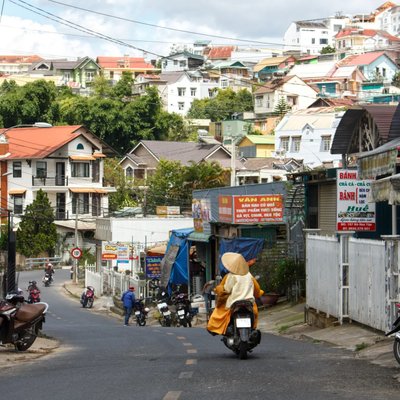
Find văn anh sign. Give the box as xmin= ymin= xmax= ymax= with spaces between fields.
xmin=233 ymin=194 xmax=283 ymax=224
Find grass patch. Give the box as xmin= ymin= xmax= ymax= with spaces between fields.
xmin=278 ymin=325 xmax=289 ymax=334
xmin=355 ymin=342 xmax=369 ymax=352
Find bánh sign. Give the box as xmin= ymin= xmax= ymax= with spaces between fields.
xmin=336 ymin=169 xmax=376 ymax=232
xmin=233 ymin=194 xmax=283 ymax=224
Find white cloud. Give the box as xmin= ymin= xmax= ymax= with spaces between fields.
xmin=0 ymin=0 xmax=389 ymax=59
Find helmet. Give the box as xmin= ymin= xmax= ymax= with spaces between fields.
xmin=47 ymin=263 xmax=53 ymax=267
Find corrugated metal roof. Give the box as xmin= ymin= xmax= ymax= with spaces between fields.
xmin=287 ymin=62 xmax=337 ymax=79
xmin=388 ymin=103 xmax=400 ymax=142
xmin=331 ymin=105 xmax=398 ymax=154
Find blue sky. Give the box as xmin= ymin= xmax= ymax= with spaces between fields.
xmin=0 ymin=0 xmax=389 ymax=59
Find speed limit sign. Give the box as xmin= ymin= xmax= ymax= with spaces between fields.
xmin=71 ymin=247 xmax=82 ymax=259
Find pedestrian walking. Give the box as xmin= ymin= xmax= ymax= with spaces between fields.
xmin=121 ymin=286 xmax=136 ymax=326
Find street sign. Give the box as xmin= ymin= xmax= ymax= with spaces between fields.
xmin=71 ymin=247 xmax=82 ymax=259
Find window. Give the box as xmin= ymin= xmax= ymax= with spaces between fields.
xmin=321 ymin=136 xmax=331 ymax=152
xmin=260 ymin=122 xmax=266 ymax=131
xmin=174 ymin=60 xmax=178 ymax=65
xmin=311 ymin=38 xmax=316 ymax=44
xmin=13 ymin=195 xmax=23 ymax=215
xmin=280 ymin=137 xmax=289 ymax=152
xmin=13 ymin=161 xmax=22 ymax=178
xmin=178 ymin=102 xmax=185 ymax=110
xmin=86 ymin=71 xmax=95 ymax=82
xmin=382 ymin=68 xmax=386 ymax=77
xmin=178 ymin=87 xmax=186 ymax=96
xmin=179 ymin=61 xmax=186 ymax=68
xmin=221 ymin=79 xmax=228 ymax=88
xmin=63 ymin=72 xmax=70 ymax=81
xmin=126 ymin=166 xmax=133 ymax=178
xmin=72 ymin=193 xmax=89 ymax=214
xmin=71 ymin=162 xmax=90 ymax=177
xmin=320 ymin=38 xmax=328 ymax=44
xmin=36 ymin=161 xmax=47 ymax=178
xmin=190 ymin=88 xmax=197 ymax=96
xmin=291 ymin=137 xmax=301 ymax=153
xmin=256 ymin=96 xmax=263 ymax=107
xmin=76 ymin=143 xmax=84 ymax=150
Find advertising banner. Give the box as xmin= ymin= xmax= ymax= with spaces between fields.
xmin=145 ymin=255 xmax=163 ymax=279
xmin=336 ymin=169 xmax=376 ymax=231
xmin=233 ymin=194 xmax=284 ymax=224
xmin=218 ymin=195 xmax=233 ymax=223
xmin=192 ymin=198 xmax=211 ymax=233
xmin=101 ymin=242 xmax=139 ymax=261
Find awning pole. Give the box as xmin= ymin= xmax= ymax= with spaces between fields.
xmin=393 ymin=205 xmax=397 ymax=235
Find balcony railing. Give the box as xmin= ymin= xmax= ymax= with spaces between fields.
xmin=32 ymin=176 xmax=68 ymax=186
xmin=55 ymin=211 xmax=69 ymax=220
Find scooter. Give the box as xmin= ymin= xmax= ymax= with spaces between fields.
xmin=0 ymin=292 xmax=48 ymax=351
xmin=134 ymin=298 xmax=150 ymax=326
xmin=27 ymin=281 xmax=41 ymax=304
xmin=172 ymin=291 xmax=193 ymax=328
xmin=385 ymin=302 xmax=400 ymax=364
xmin=42 ymin=272 xmax=53 ymax=287
xmin=222 ymin=300 xmax=261 ymax=360
xmin=80 ymin=286 xmax=95 ymax=308
xmin=156 ymin=288 xmax=173 ymax=327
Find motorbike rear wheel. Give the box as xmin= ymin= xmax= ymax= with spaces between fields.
xmin=138 ymin=317 xmax=146 ymax=327
xmin=238 ymin=341 xmax=248 ymax=360
xmin=87 ymin=298 xmax=94 ymax=308
xmin=15 ymin=324 xmax=39 ymax=351
xmin=393 ymin=339 xmax=400 ymax=365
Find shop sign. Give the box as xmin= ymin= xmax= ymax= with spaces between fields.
xmin=145 ymin=256 xmax=163 ymax=279
xmin=233 ymin=194 xmax=283 ymax=224
xmin=336 ymin=169 xmax=376 ymax=231
xmin=218 ymin=195 xmax=233 ymax=223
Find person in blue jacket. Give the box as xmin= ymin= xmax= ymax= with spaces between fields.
xmin=121 ymin=286 xmax=136 ymax=326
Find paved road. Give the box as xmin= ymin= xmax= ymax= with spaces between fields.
xmin=3 ymin=269 xmax=400 ymax=400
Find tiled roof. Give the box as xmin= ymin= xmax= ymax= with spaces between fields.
xmin=0 ymin=55 xmax=42 ymax=64
xmin=96 ymin=56 xmax=155 ymax=70
xmin=335 ymin=29 xmax=400 ymax=41
xmin=339 ymin=51 xmax=386 ymax=66
xmin=254 ymin=76 xmax=294 ymax=94
xmin=1 ymin=125 xmax=85 ymax=159
xmin=207 ymin=46 xmax=235 ymax=60
xmin=133 ymin=140 xmax=227 ymax=166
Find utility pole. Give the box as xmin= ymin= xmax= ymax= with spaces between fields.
xmin=74 ymin=211 xmax=79 ymax=283
xmin=6 ymin=210 xmax=16 ymax=293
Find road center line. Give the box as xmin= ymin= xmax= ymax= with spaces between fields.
xmin=182 ymin=342 xmax=192 ymax=346
xmin=179 ymin=371 xmax=193 ymax=379
xmin=163 ymin=391 xmax=181 ymax=400
xmin=186 ymin=359 xmax=197 ymax=365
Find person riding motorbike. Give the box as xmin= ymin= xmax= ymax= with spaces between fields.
xmin=44 ymin=263 xmax=55 ymax=283
xmin=206 ymin=252 xmax=263 ymax=336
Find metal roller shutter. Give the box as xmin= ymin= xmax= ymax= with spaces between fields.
xmin=318 ymin=182 xmax=337 ymax=234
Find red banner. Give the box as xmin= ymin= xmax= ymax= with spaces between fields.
xmin=233 ymin=194 xmax=283 ymax=224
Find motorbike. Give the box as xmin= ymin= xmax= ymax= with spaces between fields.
xmin=385 ymin=302 xmax=400 ymax=364
xmin=27 ymin=281 xmax=41 ymax=304
xmin=80 ymin=286 xmax=95 ymax=308
xmin=134 ymin=298 xmax=150 ymax=326
xmin=156 ymin=288 xmax=173 ymax=327
xmin=172 ymin=290 xmax=194 ymax=328
xmin=0 ymin=292 xmax=48 ymax=351
xmin=42 ymin=272 xmax=53 ymax=287
xmin=222 ymin=300 xmax=261 ymax=360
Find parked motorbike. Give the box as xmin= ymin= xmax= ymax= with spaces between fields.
xmin=42 ymin=272 xmax=53 ymax=287
xmin=27 ymin=281 xmax=41 ymax=304
xmin=222 ymin=300 xmax=261 ymax=360
xmin=80 ymin=286 xmax=95 ymax=308
xmin=385 ymin=302 xmax=400 ymax=364
xmin=0 ymin=292 xmax=48 ymax=351
xmin=172 ymin=290 xmax=193 ymax=328
xmin=134 ymin=298 xmax=150 ymax=326
xmin=156 ymin=288 xmax=173 ymax=327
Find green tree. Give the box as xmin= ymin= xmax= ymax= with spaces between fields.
xmin=112 ymin=71 xmax=134 ymax=99
xmin=91 ymin=74 xmax=113 ymax=97
xmin=274 ymin=97 xmax=292 ymax=118
xmin=320 ymin=45 xmax=336 ymax=54
xmin=392 ymin=72 xmax=400 ymax=88
xmin=16 ymin=189 xmax=57 ymax=257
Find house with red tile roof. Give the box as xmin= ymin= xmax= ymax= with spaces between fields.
xmin=334 ymin=28 xmax=400 ymax=55
xmin=205 ymin=46 xmax=235 ymax=62
xmin=0 ymin=125 xmax=116 ymax=227
xmin=96 ymin=56 xmax=157 ymax=81
xmin=0 ymin=55 xmax=42 ymax=76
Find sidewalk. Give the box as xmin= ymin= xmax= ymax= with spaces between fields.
xmin=63 ymin=281 xmax=400 ymax=374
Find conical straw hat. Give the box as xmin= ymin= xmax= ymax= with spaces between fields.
xmin=221 ymin=252 xmax=249 ymax=276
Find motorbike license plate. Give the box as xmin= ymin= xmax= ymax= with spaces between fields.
xmin=163 ymin=310 xmax=171 ymax=316
xmin=178 ymin=310 xmax=185 ymax=316
xmin=157 ymin=302 xmax=167 ymax=310
xmin=134 ymin=311 xmax=141 ymax=316
xmin=236 ymin=318 xmax=251 ymax=328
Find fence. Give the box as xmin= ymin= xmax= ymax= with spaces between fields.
xmin=306 ymin=232 xmax=399 ymax=332
xmin=25 ymin=257 xmax=62 ymax=269
xmin=85 ymin=266 xmax=147 ymax=299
